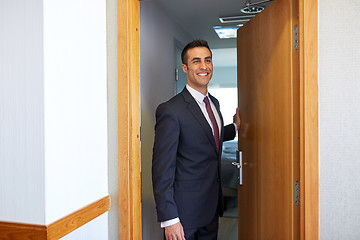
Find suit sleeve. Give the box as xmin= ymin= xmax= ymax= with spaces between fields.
xmin=223 ymin=123 xmax=236 ymax=142
xmin=152 ymin=103 xmax=180 ymax=222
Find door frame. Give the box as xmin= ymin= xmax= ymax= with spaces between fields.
xmin=299 ymin=0 xmax=319 ymax=239
xmin=117 ymin=0 xmax=141 ymax=239
xmin=116 ymin=0 xmax=319 ymax=239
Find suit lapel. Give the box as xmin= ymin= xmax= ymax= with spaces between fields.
xmin=181 ymin=88 xmax=218 ymax=153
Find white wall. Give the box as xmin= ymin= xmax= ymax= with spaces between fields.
xmin=319 ymin=1 xmax=360 ymax=239
xmin=0 ymin=0 xmax=45 ymax=225
xmin=140 ymin=1 xmax=193 ymax=239
xmin=61 ymin=213 xmax=108 ymax=240
xmin=106 ymin=0 xmax=119 ymax=239
xmin=0 ymin=1 xmax=109 ymax=238
xmin=43 ymin=0 xmax=108 ymax=226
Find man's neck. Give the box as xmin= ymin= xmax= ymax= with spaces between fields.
xmin=187 ymin=83 xmax=208 ymax=96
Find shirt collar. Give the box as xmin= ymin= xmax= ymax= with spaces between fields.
xmin=186 ymin=84 xmax=209 ymax=104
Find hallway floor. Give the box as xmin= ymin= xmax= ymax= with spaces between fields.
xmin=218 ymin=217 xmax=238 ymax=240
xmin=218 ymin=195 xmax=238 ymax=240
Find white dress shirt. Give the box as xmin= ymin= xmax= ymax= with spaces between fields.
xmin=186 ymin=85 xmax=222 ymax=137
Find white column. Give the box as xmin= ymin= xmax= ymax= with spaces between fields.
xmin=0 ymin=0 xmax=45 ymax=225
xmin=0 ymin=2 xmax=109 ymax=239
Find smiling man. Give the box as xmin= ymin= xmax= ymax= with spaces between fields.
xmin=152 ymin=40 xmax=241 ymax=240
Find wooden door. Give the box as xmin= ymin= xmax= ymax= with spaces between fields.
xmin=237 ymin=0 xmax=300 ymax=239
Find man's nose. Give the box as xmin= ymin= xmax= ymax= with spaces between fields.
xmin=200 ymin=61 xmax=207 ymax=69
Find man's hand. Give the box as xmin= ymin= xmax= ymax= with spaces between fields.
xmin=165 ymin=222 xmax=185 ymax=240
xmin=233 ymin=107 xmax=241 ymax=130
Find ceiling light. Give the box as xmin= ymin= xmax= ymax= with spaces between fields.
xmin=241 ymin=6 xmax=264 ymax=14
xmin=219 ymin=15 xmax=255 ymax=24
xmin=213 ymin=26 xmax=241 ymax=39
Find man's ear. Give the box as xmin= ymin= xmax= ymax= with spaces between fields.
xmin=181 ymin=64 xmax=188 ymax=74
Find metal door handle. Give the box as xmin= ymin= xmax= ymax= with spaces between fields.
xmin=231 ymin=162 xmax=241 ymax=167
xmin=231 ymin=150 xmax=243 ymax=185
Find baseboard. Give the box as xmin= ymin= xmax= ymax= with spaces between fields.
xmin=0 ymin=195 xmax=110 ymax=240
xmin=0 ymin=221 xmax=47 ymax=240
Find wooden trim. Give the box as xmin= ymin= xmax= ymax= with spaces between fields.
xmin=0 ymin=222 xmax=47 ymax=240
xmin=115 ymin=1 xmax=317 ymax=240
xmin=47 ymin=195 xmax=110 ymax=239
xmin=117 ymin=0 xmax=141 ymax=239
xmin=0 ymin=196 xmax=110 ymax=240
xmin=299 ymin=0 xmax=319 ymax=239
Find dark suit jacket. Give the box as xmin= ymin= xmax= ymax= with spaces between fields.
xmin=152 ymin=87 xmax=236 ymax=231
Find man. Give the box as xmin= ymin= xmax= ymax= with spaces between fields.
xmin=152 ymin=39 xmax=241 ymax=240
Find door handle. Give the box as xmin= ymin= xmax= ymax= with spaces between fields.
xmin=231 ymin=150 xmax=243 ymax=185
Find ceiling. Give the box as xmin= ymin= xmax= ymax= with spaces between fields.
xmin=152 ymin=0 xmax=273 ymax=49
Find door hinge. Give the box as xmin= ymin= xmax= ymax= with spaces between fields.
xmin=175 ymin=68 xmax=179 ymax=81
xmin=294 ymin=180 xmax=300 ymax=206
xmin=293 ymin=25 xmax=298 ymax=51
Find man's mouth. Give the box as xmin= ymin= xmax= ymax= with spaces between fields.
xmin=197 ymin=72 xmax=209 ymax=77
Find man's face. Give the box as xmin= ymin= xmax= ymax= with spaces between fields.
xmin=182 ymin=47 xmax=213 ymax=93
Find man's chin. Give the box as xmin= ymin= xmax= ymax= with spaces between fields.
xmin=196 ymin=78 xmax=211 ymax=84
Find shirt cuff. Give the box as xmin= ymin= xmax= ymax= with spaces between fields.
xmin=161 ymin=218 xmax=180 ymax=228
xmin=233 ymin=123 xmax=238 ymax=132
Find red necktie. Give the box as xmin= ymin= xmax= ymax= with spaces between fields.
xmin=203 ymin=96 xmax=220 ymax=153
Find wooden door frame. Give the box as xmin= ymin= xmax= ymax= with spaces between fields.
xmin=117 ymin=0 xmax=141 ymax=239
xmin=116 ymin=0 xmax=318 ymax=239
xmin=299 ymin=0 xmax=319 ymax=239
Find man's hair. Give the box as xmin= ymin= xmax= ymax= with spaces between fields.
xmin=181 ymin=39 xmax=212 ymax=65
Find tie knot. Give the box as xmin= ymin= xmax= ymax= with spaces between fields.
xmin=203 ymin=96 xmax=210 ymax=106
